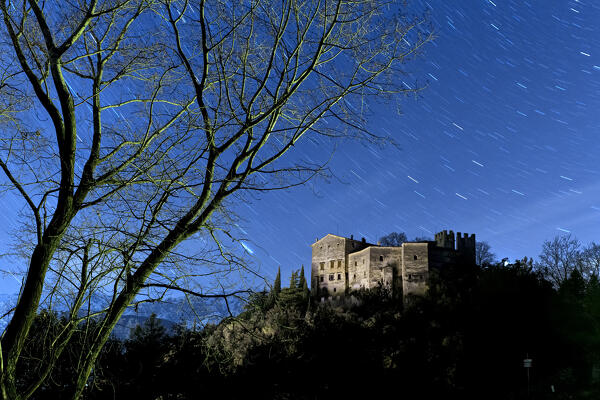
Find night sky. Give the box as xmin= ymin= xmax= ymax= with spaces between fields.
xmin=230 ymin=0 xmax=600 ymax=284
xmin=1 ymin=0 xmax=599 ymax=292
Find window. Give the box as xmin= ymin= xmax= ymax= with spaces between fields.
xmin=355 ymin=261 xmax=357 ymax=266
xmin=413 ymin=255 xmax=418 ymax=260
xmin=320 ymin=262 xmax=325 ymax=270
xmin=330 ymin=261 xmax=334 ymax=269
xmin=333 ymin=287 xmax=337 ymax=292
xmin=337 ymin=273 xmax=341 ymax=280
xmin=408 ymin=274 xmax=412 ymax=279
xmin=320 ymin=276 xmax=324 ymax=282
xmin=353 ymin=274 xmax=356 ymax=279
xmin=362 ymin=258 xmax=365 ymax=264
xmin=379 ymin=255 xmax=383 ymax=261
xmin=338 ymin=260 xmax=342 ymax=269
xmin=329 ymin=274 xmax=334 ymax=281
xmin=363 ymin=272 xmax=366 ymax=278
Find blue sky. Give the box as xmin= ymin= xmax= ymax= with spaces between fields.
xmin=1 ymin=0 xmax=599 ymax=292
xmin=225 ymin=0 xmax=600 ymax=284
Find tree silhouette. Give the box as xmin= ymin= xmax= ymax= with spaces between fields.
xmin=536 ymin=234 xmax=582 ymax=287
xmin=379 ymin=232 xmax=408 ymax=247
xmin=475 ymin=241 xmax=496 ymax=266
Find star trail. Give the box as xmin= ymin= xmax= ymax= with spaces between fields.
xmin=0 ymin=0 xmax=599 ymax=292
xmin=227 ymin=0 xmax=600 ymax=283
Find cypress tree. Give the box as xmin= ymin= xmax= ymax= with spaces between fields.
xmin=273 ymin=266 xmax=281 ymax=297
xmin=289 ymin=270 xmax=298 ymax=288
xmin=302 ymin=275 xmax=310 ymax=301
xmin=298 ymin=265 xmax=306 ymax=289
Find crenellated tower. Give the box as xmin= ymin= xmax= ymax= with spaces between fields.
xmin=435 ymin=230 xmax=455 ymax=249
xmin=455 ymin=232 xmax=476 ymax=264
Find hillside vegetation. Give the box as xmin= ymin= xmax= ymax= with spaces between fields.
xmin=15 ymin=256 xmax=600 ymax=399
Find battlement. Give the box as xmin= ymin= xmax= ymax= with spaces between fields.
xmin=455 ymin=231 xmax=475 ymax=250
xmin=435 ymin=230 xmax=455 ymax=249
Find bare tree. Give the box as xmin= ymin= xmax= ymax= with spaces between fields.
xmin=379 ymin=231 xmax=407 ymax=247
xmin=475 ymin=241 xmax=496 ymax=266
xmin=581 ymin=242 xmax=600 ymax=279
xmin=535 ymin=234 xmax=582 ymax=288
xmin=0 ymin=0 xmax=432 ymax=398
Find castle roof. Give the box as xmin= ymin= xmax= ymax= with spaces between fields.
xmin=311 ymin=233 xmax=376 ymax=247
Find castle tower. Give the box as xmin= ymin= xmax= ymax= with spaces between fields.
xmin=455 ymin=232 xmax=476 ymax=264
xmin=311 ymin=234 xmax=373 ymax=300
xmin=435 ymin=230 xmax=455 ymax=249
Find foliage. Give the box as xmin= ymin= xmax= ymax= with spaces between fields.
xmin=14 ymin=255 xmax=600 ymax=399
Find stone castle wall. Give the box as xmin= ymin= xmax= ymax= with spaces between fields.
xmin=311 ymin=230 xmax=476 ymax=300
xmin=311 ymin=235 xmax=371 ymax=297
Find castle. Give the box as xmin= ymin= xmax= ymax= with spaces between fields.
xmin=310 ymin=230 xmax=476 ymax=300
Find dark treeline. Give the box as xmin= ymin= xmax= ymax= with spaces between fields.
xmin=17 ymin=242 xmax=600 ymax=400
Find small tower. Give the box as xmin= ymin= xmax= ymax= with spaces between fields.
xmin=435 ymin=230 xmax=455 ymax=249
xmin=456 ymin=232 xmax=476 ymax=264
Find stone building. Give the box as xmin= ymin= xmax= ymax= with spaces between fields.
xmin=310 ymin=230 xmax=476 ymax=300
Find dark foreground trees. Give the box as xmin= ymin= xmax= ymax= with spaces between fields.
xmin=0 ymin=1 xmax=432 ymax=398
xmin=16 ymin=261 xmax=600 ymax=400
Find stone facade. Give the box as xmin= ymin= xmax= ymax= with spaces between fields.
xmin=311 ymin=230 xmax=475 ymax=300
